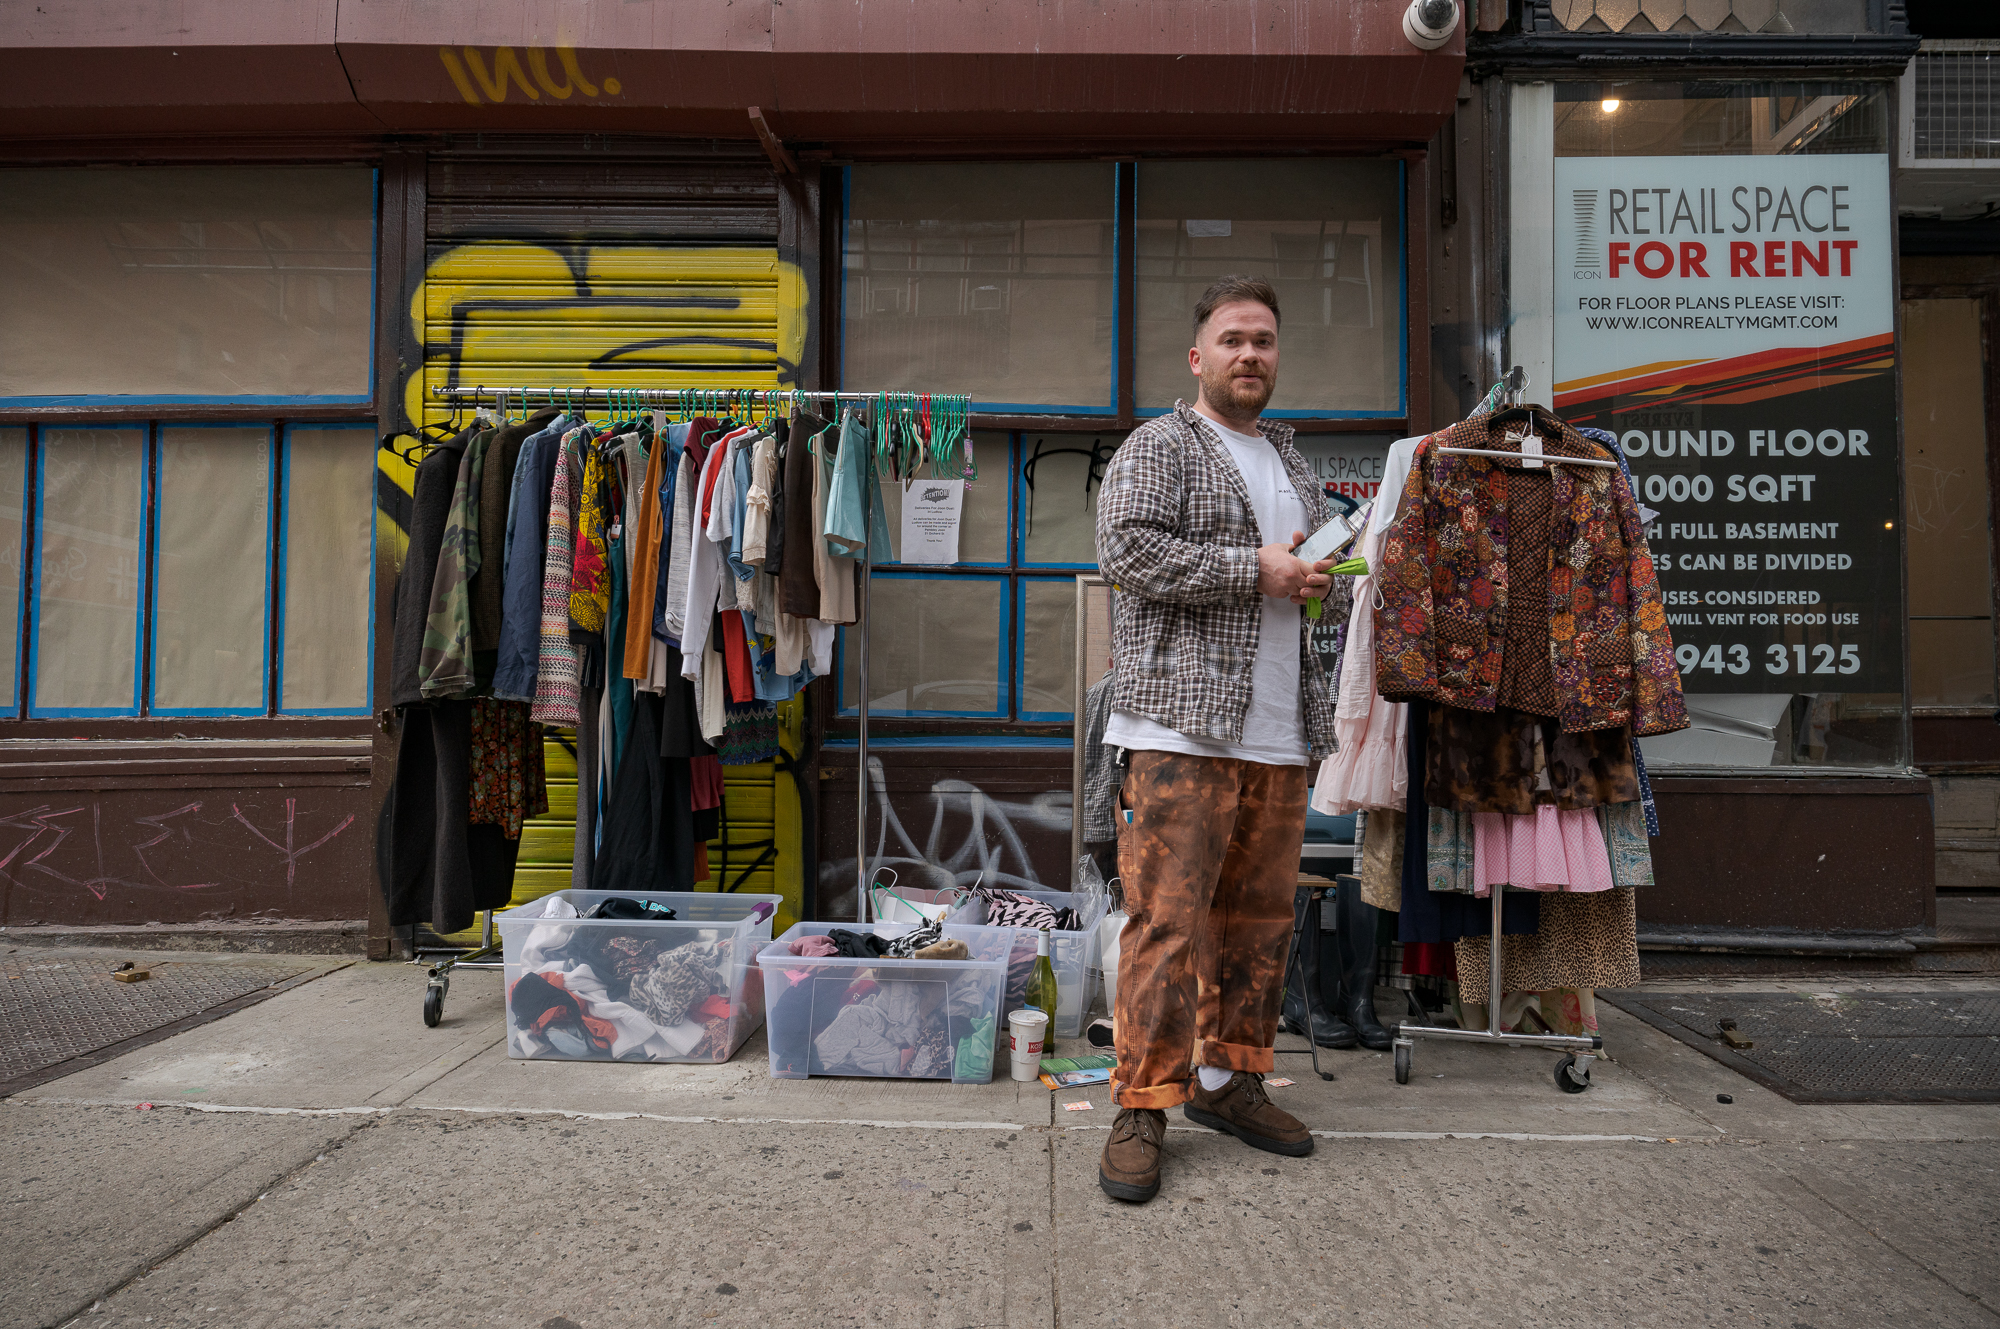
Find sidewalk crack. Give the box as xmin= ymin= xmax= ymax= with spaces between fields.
xmin=51 ymin=1113 xmax=381 ymax=1329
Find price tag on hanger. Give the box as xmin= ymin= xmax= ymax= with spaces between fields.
xmin=900 ymin=476 xmax=964 ymax=565
xmin=1502 ymin=425 xmax=1544 ymax=469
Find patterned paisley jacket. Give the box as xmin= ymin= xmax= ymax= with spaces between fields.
xmin=1373 ymin=414 xmax=1690 ymax=737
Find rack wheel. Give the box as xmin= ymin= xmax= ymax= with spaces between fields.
xmin=423 ymin=985 xmax=444 ymax=1028
xmin=1393 ymin=1042 xmax=1412 ymax=1085
xmin=1554 ymin=1054 xmax=1591 ymax=1094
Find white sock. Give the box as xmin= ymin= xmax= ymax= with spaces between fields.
xmin=1196 ymin=1065 xmax=1235 ymax=1092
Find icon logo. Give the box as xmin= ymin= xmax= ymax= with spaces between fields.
xmin=1573 ymin=190 xmax=1600 ymax=274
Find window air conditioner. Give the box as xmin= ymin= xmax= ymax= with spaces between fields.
xmin=1900 ymin=41 xmax=2000 ymax=170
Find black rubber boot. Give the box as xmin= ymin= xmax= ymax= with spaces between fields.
xmin=1332 ymin=878 xmax=1395 ymax=1051
xmin=1281 ymin=885 xmax=1357 ymax=1049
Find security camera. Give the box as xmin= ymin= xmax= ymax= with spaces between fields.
xmin=1404 ymin=0 xmax=1460 ymax=49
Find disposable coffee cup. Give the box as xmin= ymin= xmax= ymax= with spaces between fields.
xmin=1007 ymin=1008 xmax=1049 ymax=1082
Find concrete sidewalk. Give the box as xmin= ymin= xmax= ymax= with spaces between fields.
xmin=5 ymin=951 xmax=1998 ymax=1328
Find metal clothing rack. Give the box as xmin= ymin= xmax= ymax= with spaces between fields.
xmin=1392 ymin=366 xmax=1603 ymax=1093
xmin=418 ymin=384 xmax=972 ymax=981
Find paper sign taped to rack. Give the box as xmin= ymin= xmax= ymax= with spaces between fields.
xmin=900 ymin=478 xmax=964 ymax=565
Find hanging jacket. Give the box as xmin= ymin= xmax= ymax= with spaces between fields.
xmin=417 ymin=427 xmax=494 ymax=699
xmin=390 ymin=428 xmax=475 ymax=709
xmin=472 ymin=407 xmax=562 ymax=655
xmin=531 ymin=428 xmax=588 ymax=728
xmin=493 ymin=416 xmax=572 ymax=702
xmin=1373 ymin=414 xmax=1689 ymax=738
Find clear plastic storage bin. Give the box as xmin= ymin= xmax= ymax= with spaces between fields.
xmin=758 ymin=921 xmax=1014 ymax=1084
xmin=496 ymin=890 xmax=781 ymax=1064
xmin=954 ymin=889 xmax=1110 ymax=1038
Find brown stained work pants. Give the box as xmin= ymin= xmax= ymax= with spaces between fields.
xmin=1111 ymin=750 xmax=1308 ymax=1109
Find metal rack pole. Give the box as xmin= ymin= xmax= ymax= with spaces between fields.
xmin=1388 ymin=364 xmax=1602 ymax=1091
xmin=857 ymin=409 xmax=874 ymax=924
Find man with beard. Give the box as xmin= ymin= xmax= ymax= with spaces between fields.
xmin=1093 ymin=275 xmax=1337 ymax=1203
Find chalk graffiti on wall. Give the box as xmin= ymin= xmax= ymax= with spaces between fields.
xmin=817 ymin=758 xmax=1074 ymax=911
xmin=0 ymin=800 xmax=355 ymax=903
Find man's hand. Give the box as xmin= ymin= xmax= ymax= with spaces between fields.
xmin=1257 ymin=530 xmax=1335 ymax=604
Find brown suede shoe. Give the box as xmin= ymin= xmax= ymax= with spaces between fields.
xmin=1098 ymin=1107 xmax=1167 ymax=1203
xmin=1183 ymin=1072 xmax=1313 ymax=1157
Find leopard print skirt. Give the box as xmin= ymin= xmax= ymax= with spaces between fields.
xmin=1452 ymin=885 xmax=1640 ymax=993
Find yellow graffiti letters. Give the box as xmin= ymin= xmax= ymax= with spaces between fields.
xmin=461 ymin=47 xmax=540 ymax=102
xmin=439 ymin=46 xmax=621 ymax=106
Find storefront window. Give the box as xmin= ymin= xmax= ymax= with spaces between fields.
xmin=842 ymin=163 xmax=1117 ymax=412
xmin=6 ymin=421 xmax=374 ymax=719
xmin=0 ymin=167 xmax=376 ymax=405
xmin=1550 ymin=82 xmax=1905 ymax=768
xmin=840 ymin=433 xmax=1114 ymax=724
xmin=1135 ymin=160 xmax=1405 ymax=417
xmin=1555 ymin=82 xmax=1891 ymax=157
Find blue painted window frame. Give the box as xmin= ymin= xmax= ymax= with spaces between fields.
xmin=275 ymin=422 xmax=378 ymax=718
xmin=836 ymin=569 xmax=1012 ymax=720
xmin=27 ymin=422 xmax=151 ymax=719
xmin=146 ymin=422 xmax=277 ymax=719
xmin=840 ymin=163 xmax=1123 ymax=417
xmin=0 ymin=168 xmax=380 ymax=410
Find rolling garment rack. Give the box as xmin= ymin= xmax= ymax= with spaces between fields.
xmin=1391 ymin=368 xmax=1607 ymax=1093
xmin=410 ymin=385 xmax=973 ymax=1025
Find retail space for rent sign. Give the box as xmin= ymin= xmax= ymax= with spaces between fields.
xmin=1552 ymin=153 xmax=1900 ymax=699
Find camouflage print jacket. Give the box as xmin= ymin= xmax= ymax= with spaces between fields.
xmin=1094 ymin=401 xmax=1337 ymax=762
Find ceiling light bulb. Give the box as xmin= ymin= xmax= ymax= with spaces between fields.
xmin=1602 ymin=98 xmax=1621 ymax=113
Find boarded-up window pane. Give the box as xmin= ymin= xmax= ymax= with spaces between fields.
xmin=0 ymin=429 xmax=25 ymax=710
xmin=844 ymin=163 xmax=1116 ymax=410
xmin=153 ymin=427 xmax=271 ymax=714
xmin=32 ymin=428 xmax=144 ymax=715
xmin=1019 ymin=577 xmax=1078 ymax=720
xmin=841 ymin=575 xmax=1005 ymax=717
xmin=1136 ymin=160 xmax=1404 ymax=415
xmin=1021 ymin=433 xmax=1119 ymax=566
xmin=280 ymin=426 xmax=374 ymax=713
xmin=0 ymin=167 xmax=374 ymax=402
xmin=877 ymin=430 xmax=1011 ymax=565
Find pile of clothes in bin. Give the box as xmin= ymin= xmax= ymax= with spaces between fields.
xmin=507 ymin=897 xmax=755 ymax=1062
xmin=767 ymin=922 xmax=995 ymax=1080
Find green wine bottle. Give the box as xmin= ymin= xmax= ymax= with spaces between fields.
xmin=1025 ymin=928 xmax=1060 ymax=1029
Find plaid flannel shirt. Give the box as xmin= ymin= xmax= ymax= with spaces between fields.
xmin=1095 ymin=401 xmax=1336 ymax=762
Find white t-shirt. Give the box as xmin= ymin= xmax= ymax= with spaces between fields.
xmin=1105 ymin=415 xmax=1310 ymax=767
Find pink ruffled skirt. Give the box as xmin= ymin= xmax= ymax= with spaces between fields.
xmin=1470 ymin=806 xmax=1614 ymax=897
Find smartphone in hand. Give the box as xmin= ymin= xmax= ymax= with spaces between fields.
xmin=1291 ymin=497 xmax=1373 ymax=565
